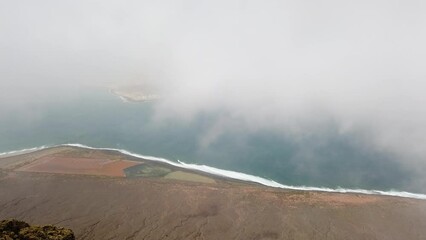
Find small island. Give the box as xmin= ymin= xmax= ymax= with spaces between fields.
xmin=109 ymin=84 xmax=161 ymax=102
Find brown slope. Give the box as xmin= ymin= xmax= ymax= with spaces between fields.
xmin=0 ymin=170 xmax=426 ymax=240
xmin=1 ymin=148 xmax=426 ymax=240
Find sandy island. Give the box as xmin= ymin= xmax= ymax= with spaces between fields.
xmin=109 ymin=84 xmax=161 ymax=103
xmin=1 ymin=147 xmax=426 ymax=239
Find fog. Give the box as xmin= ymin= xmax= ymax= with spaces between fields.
xmin=1 ymin=1 xmax=426 ymax=189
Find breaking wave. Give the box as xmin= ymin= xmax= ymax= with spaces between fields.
xmin=1 ymin=143 xmax=426 ymax=200
xmin=0 ymin=145 xmax=51 ymax=157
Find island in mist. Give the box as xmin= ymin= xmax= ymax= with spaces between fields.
xmin=2 ymin=0 xmax=426 ymax=239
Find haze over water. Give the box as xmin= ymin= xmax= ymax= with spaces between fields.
xmin=0 ymin=87 xmax=419 ymax=193
xmin=1 ymin=1 xmax=426 ymax=194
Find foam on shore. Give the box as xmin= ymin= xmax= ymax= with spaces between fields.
xmin=0 ymin=145 xmax=50 ymax=158
xmin=2 ymin=143 xmax=426 ymax=200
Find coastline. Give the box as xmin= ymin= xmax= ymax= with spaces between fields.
xmin=1 ymin=143 xmax=426 ymax=200
xmin=2 ymin=144 xmax=426 ymax=239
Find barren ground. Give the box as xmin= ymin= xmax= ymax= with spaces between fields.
xmin=1 ymin=147 xmax=426 ymax=240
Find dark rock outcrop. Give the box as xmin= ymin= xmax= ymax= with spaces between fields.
xmin=0 ymin=219 xmax=74 ymax=240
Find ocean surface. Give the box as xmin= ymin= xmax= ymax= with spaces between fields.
xmin=0 ymin=87 xmax=423 ymax=195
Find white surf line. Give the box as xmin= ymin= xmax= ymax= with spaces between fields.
xmin=2 ymin=143 xmax=426 ymax=200
xmin=61 ymin=144 xmax=426 ymax=200
xmin=108 ymin=89 xmax=129 ymax=103
xmin=0 ymin=145 xmax=51 ymax=158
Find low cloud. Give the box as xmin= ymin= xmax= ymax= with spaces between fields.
xmin=1 ymin=0 xmax=426 ymax=189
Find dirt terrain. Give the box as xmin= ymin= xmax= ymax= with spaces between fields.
xmin=1 ymin=147 xmax=426 ymax=240
xmin=16 ymin=156 xmax=139 ymax=177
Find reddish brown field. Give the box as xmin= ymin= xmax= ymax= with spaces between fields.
xmin=15 ymin=156 xmax=139 ymax=177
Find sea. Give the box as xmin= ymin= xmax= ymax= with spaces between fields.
xmin=1 ymin=86 xmax=425 ymax=199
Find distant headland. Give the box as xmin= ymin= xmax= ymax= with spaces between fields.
xmin=108 ymin=84 xmax=161 ymax=102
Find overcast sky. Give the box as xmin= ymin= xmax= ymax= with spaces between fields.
xmin=1 ymin=1 xmax=426 ymax=175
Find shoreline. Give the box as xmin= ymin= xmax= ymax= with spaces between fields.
xmin=1 ymin=143 xmax=426 ymax=200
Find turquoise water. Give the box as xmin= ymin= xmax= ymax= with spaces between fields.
xmin=0 ymin=87 xmax=418 ymax=193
